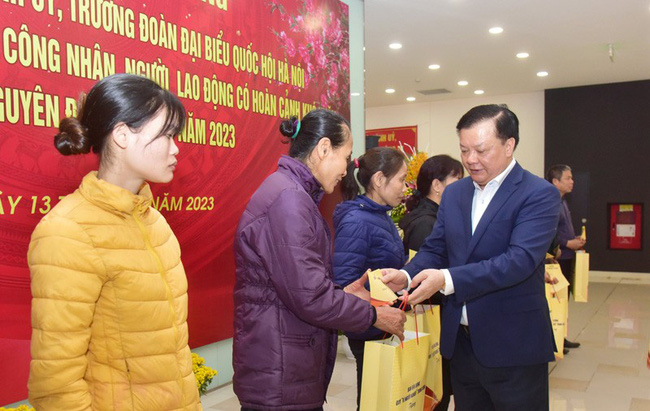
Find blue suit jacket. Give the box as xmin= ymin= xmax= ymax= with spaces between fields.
xmin=404 ymin=162 xmax=561 ymax=367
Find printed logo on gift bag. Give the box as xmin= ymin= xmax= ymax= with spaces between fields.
xmin=360 ymin=331 xmax=431 ymax=411
xmin=405 ymin=305 xmax=443 ymax=410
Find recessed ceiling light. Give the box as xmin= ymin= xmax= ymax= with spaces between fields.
xmin=406 ymin=97 xmax=416 ymax=102
xmin=516 ymin=52 xmax=529 ymax=59
xmin=537 ymin=71 xmax=549 ymax=77
xmin=457 ymin=80 xmax=469 ymax=86
xmin=474 ymin=90 xmax=485 ymax=95
xmin=351 ymin=92 xmax=360 ymax=97
xmin=385 ymin=88 xmax=396 ymax=94
xmin=428 ymin=64 xmax=441 ymax=70
xmin=389 ymin=43 xmax=402 ymax=50
xmin=489 ymin=27 xmax=504 ymax=34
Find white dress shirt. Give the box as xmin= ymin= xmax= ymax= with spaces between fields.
xmin=441 ymin=158 xmax=517 ymax=325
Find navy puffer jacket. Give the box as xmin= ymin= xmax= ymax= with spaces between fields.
xmin=333 ymin=195 xmax=407 ymax=340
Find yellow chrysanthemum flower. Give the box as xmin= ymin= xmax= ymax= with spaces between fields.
xmin=391 ymin=150 xmax=428 ymax=223
xmin=406 ymin=151 xmax=428 ymax=184
xmin=192 ymin=352 xmax=218 ymax=396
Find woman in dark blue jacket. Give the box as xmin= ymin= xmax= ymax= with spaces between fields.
xmin=333 ymin=146 xmax=408 ymax=409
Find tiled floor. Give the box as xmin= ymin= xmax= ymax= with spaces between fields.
xmin=203 ymin=272 xmax=650 ymax=410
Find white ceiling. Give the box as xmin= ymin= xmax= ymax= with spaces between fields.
xmin=363 ymin=0 xmax=650 ymax=107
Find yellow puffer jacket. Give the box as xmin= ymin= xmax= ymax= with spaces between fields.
xmin=28 ymin=172 xmax=201 ymax=410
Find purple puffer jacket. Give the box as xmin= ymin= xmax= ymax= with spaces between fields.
xmin=233 ymin=156 xmax=375 ymax=410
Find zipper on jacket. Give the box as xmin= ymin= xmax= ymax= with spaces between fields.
xmin=132 ymin=210 xmax=187 ymax=406
xmin=124 ymin=358 xmax=135 ymax=409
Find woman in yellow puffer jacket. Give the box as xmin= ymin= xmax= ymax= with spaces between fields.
xmin=27 ymin=74 xmax=201 ymax=410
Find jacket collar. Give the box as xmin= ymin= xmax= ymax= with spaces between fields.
xmin=418 ymin=197 xmax=439 ymax=213
xmin=78 ymin=171 xmax=153 ymax=217
xmin=471 ymin=158 xmax=517 ymax=192
xmin=278 ymin=155 xmax=324 ymax=204
xmin=463 ymin=162 xmax=524 ymax=260
xmin=356 ymin=195 xmax=393 ymax=213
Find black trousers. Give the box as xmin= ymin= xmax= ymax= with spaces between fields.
xmin=439 ymin=356 xmax=452 ymax=410
xmin=450 ymin=327 xmax=549 ymax=411
xmin=558 ymin=258 xmax=576 ymax=296
xmin=348 ymin=338 xmax=366 ymax=411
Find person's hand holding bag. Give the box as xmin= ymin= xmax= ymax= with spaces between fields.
xmin=373 ymin=306 xmax=406 ymax=341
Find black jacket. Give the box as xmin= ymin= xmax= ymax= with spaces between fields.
xmin=399 ymin=197 xmax=439 ymax=253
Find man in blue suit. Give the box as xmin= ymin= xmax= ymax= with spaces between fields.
xmin=383 ymin=104 xmax=560 ymax=410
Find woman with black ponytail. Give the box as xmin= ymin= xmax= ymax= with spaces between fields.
xmin=332 ymin=146 xmax=409 ymax=409
xmin=233 ymin=110 xmax=406 ymax=410
xmin=400 ymin=154 xmax=464 ymax=253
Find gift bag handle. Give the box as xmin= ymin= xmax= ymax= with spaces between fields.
xmin=396 ymin=294 xmax=419 ymax=347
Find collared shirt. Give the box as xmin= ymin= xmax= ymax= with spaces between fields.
xmin=442 ymin=158 xmax=517 ymax=325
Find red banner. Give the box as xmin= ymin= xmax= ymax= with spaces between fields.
xmin=0 ymin=0 xmax=350 ymax=404
xmin=366 ymin=125 xmax=417 ymax=151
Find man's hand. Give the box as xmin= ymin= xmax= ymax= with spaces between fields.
xmin=566 ymin=237 xmax=586 ymax=250
xmin=343 ymin=270 xmax=370 ymax=302
xmin=403 ymin=269 xmax=445 ymax=305
xmin=380 ymin=268 xmax=408 ymax=292
xmin=374 ymin=306 xmax=406 ymax=341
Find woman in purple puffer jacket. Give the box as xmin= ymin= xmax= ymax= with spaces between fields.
xmin=233 ymin=109 xmax=406 ymax=411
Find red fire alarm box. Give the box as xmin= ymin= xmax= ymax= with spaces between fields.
xmin=608 ymin=203 xmax=643 ymax=250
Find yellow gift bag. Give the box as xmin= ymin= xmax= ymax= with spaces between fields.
xmin=360 ymin=330 xmax=430 ymax=411
xmin=573 ymin=252 xmax=590 ymax=302
xmin=545 ymin=263 xmax=569 ymax=358
xmin=404 ymin=305 xmax=442 ymax=410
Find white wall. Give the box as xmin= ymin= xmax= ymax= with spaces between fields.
xmin=346 ymin=0 xmax=366 ymax=158
xmin=366 ymin=91 xmax=546 ymax=177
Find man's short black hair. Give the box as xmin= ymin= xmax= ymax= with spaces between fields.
xmin=546 ymin=164 xmax=571 ymax=183
xmin=456 ymin=104 xmax=519 ymax=147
